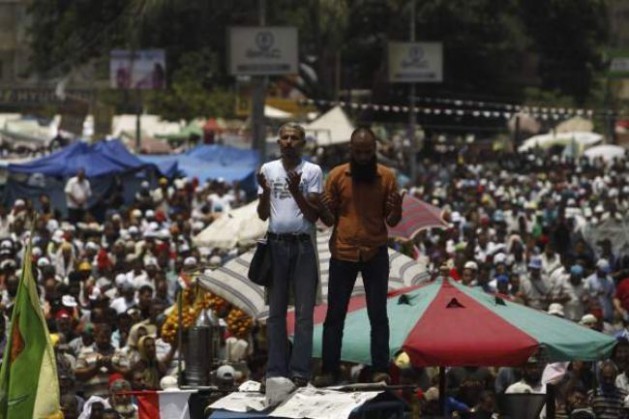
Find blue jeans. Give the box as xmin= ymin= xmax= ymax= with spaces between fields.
xmin=266 ymin=235 xmax=318 ymax=379
xmin=321 ymin=246 xmax=390 ymax=375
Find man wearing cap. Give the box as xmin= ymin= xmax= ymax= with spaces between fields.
xmin=110 ymin=275 xmax=137 ymax=315
xmin=518 ymin=256 xmax=556 ymax=311
xmin=461 ymin=261 xmax=479 ymax=286
xmin=316 ymin=127 xmax=402 ymax=386
xmin=555 ymin=264 xmax=588 ymax=322
xmin=152 ymin=178 xmax=173 ymax=214
xmin=257 ymin=122 xmax=324 ymax=387
xmin=65 ymin=168 xmax=91 ymax=223
xmin=585 ymin=259 xmax=616 ymax=323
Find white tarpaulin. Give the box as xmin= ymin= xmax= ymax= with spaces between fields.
xmin=304 ymin=106 xmax=354 ymax=146
xmin=518 ymin=131 xmax=603 ymax=153
xmin=583 ymin=144 xmax=627 ymax=162
xmin=192 ymin=200 xmax=267 ymax=249
xmin=198 ymin=230 xmax=430 ymax=319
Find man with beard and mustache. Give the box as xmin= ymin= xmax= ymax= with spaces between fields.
xmin=257 ymin=123 xmax=324 ymax=388
xmin=315 ymin=127 xmax=403 ymax=386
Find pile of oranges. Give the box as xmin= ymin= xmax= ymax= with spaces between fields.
xmin=161 ymin=287 xmax=254 ymax=343
xmin=226 ymin=307 xmax=254 ymax=339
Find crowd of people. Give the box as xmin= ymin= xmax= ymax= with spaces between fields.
xmin=0 ymin=122 xmax=627 ymax=418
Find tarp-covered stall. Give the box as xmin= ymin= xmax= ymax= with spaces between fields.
xmin=6 ymin=139 xmax=157 ymax=219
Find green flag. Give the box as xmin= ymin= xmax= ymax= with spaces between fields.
xmin=0 ymin=237 xmax=61 ymax=419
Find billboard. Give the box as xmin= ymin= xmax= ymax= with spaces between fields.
xmin=110 ymin=49 xmax=166 ymax=89
xmin=228 ymin=27 xmax=298 ymax=76
xmin=388 ymin=42 xmax=443 ymax=83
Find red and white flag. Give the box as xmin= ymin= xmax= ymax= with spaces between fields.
xmin=135 ymin=390 xmax=197 ymax=419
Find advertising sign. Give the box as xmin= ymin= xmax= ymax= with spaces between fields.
xmin=228 ymin=27 xmax=298 ymax=76
xmin=388 ymin=42 xmax=443 ymax=83
xmin=110 ymin=49 xmax=166 ymax=89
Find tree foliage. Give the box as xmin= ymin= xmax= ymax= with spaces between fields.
xmin=26 ymin=0 xmax=610 ymax=118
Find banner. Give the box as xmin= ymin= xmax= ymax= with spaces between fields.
xmin=110 ymin=49 xmax=166 ymax=90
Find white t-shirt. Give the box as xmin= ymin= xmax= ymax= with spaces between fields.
xmin=258 ymin=159 xmax=322 ymax=234
xmin=64 ymin=176 xmax=92 ymax=209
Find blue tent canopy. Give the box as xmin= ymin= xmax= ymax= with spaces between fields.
xmin=139 ymin=144 xmax=260 ymax=189
xmin=8 ymin=139 xmax=148 ymax=178
xmin=5 ymin=139 xmax=156 ymax=220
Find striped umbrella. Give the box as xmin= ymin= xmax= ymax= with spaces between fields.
xmin=198 ymin=231 xmax=430 ymax=319
xmin=306 ymin=277 xmax=616 ymax=367
xmin=387 ymin=194 xmax=449 ymax=240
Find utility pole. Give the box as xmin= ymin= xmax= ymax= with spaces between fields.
xmin=251 ymin=0 xmax=267 ymax=161
xmin=409 ymin=0 xmax=417 ymax=185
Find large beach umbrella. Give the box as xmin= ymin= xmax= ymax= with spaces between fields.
xmin=304 ymin=278 xmax=615 ymax=367
xmin=197 ymin=231 xmax=430 ymax=319
xmin=387 ymin=194 xmax=449 ymax=240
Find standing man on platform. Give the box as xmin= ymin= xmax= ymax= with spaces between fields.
xmin=65 ymin=167 xmax=92 ymax=223
xmin=315 ymin=127 xmax=403 ymax=386
xmin=257 ymin=123 xmax=323 ymax=387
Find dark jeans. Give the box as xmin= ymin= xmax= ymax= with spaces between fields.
xmin=321 ymin=246 xmax=390 ymax=375
xmin=266 ymin=235 xmax=318 ymax=379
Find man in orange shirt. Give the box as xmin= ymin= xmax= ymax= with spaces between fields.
xmin=316 ymin=127 xmax=403 ymax=385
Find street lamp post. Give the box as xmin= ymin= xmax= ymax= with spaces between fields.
xmin=409 ymin=0 xmax=417 ymax=185
xmin=251 ymin=0 xmax=267 ymax=161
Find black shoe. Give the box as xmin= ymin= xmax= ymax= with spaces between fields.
xmin=291 ymin=376 xmax=309 ymax=388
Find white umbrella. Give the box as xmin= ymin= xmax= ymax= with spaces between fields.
xmin=518 ymin=131 xmax=603 ymax=153
xmin=583 ymin=144 xmax=627 ymax=162
xmin=198 ymin=231 xmax=430 ymax=319
xmin=192 ymin=201 xmax=267 ymax=249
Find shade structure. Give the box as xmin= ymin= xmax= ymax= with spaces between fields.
xmin=518 ymin=131 xmax=603 ymax=153
xmin=197 ymin=231 xmax=430 ymax=319
xmin=307 ymin=278 xmax=616 ymax=367
xmin=387 ymin=194 xmax=448 ymax=240
xmin=583 ymin=144 xmax=626 ymax=162
xmin=192 ymin=200 xmax=268 ymax=249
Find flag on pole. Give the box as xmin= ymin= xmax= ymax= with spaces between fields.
xmin=0 ymin=236 xmax=61 ymax=419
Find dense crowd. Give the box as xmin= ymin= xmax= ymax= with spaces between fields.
xmin=0 ymin=142 xmax=627 ymax=418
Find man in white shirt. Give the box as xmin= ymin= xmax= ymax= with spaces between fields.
xmin=257 ymin=123 xmax=324 ymax=387
xmin=65 ymin=168 xmax=91 ymax=223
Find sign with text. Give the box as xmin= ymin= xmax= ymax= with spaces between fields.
xmin=608 ymin=50 xmax=629 ymax=78
xmin=228 ymin=27 xmax=298 ymax=76
xmin=388 ymin=42 xmax=443 ymax=83
xmin=110 ymin=49 xmax=166 ymax=89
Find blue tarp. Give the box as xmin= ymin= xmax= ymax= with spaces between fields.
xmin=5 ymin=139 xmax=156 ymax=220
xmin=8 ymin=139 xmax=148 ymax=178
xmin=139 ymin=145 xmax=260 ymax=191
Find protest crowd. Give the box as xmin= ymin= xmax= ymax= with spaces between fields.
xmin=0 ymin=134 xmax=628 ymax=419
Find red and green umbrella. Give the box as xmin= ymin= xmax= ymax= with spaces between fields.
xmin=387 ymin=194 xmax=448 ymax=240
xmin=296 ymin=278 xmax=615 ymax=367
